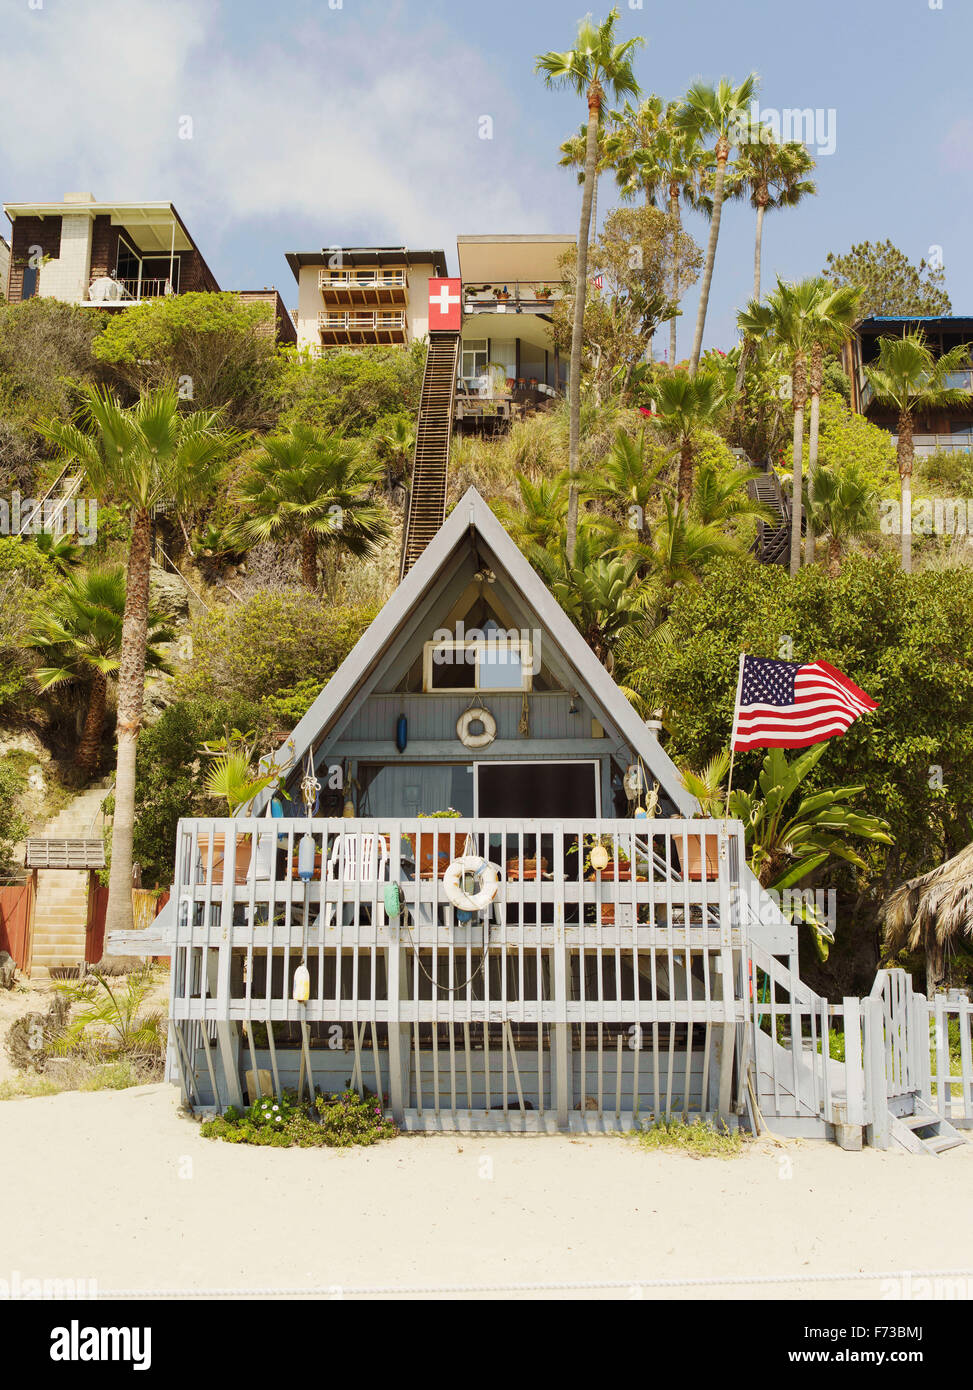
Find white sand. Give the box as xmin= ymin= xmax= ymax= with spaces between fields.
xmin=2 ymin=1083 xmax=973 ymax=1299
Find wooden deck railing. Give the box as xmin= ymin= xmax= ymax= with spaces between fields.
xmin=163 ymin=816 xmax=750 ymax=1129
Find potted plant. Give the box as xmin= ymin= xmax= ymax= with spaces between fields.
xmin=677 ymin=754 xmax=729 ymax=883
xmin=407 ymin=809 xmax=461 ymax=879
xmin=536 ymin=285 xmax=553 ymax=301
xmin=495 ymin=286 xmax=510 ymax=302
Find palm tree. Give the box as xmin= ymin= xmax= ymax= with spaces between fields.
xmin=496 ymin=474 xmax=568 ymax=554
xmin=882 ymin=840 xmax=973 ymax=993
xmin=558 ymin=121 xmax=618 ymax=243
xmin=726 ymin=134 xmax=816 ymax=302
xmin=804 ymin=285 xmax=861 ymax=565
xmin=579 ymin=427 xmax=665 ymax=542
xmin=805 ymin=462 xmax=878 ymax=576
xmin=632 ymin=496 xmax=739 ymax=592
xmin=738 ymin=277 xmax=858 ymax=577
xmin=377 ymin=415 xmax=415 ymax=491
xmin=232 ymin=425 xmax=391 ymax=591
xmin=41 ymin=386 xmax=234 ymax=939
xmin=30 ymin=566 xmax=172 ymax=779
xmin=692 ymin=460 xmax=774 ymax=529
xmin=677 ymin=73 xmax=759 ymax=374
xmin=536 ymin=9 xmax=643 ymax=566
xmin=650 ymin=368 xmax=729 ymax=505
xmin=864 ymin=333 xmax=971 ymax=573
xmin=624 ymin=112 xmax=710 ymax=366
xmin=531 ymin=525 xmax=656 ymax=668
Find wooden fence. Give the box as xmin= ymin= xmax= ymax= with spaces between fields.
xmin=0 ymin=878 xmax=34 ymax=970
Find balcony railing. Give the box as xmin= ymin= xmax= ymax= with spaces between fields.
xmin=318 ymin=270 xmax=406 ymax=289
xmin=891 ymin=433 xmax=973 ymax=456
xmin=318 ymin=310 xmax=406 ymax=333
xmin=463 ymin=281 xmax=561 ymax=313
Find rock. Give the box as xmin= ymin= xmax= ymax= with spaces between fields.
xmin=149 ymin=568 xmax=191 ymax=619
xmin=0 ymin=951 xmax=16 ymax=989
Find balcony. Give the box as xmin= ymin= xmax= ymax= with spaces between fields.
xmin=318 ymin=269 xmax=407 ymax=307
xmin=859 ymin=367 xmax=973 ymax=412
xmin=83 ymin=276 xmax=175 ymax=305
xmin=892 ymin=432 xmax=973 ymax=456
xmin=463 ymin=281 xmax=561 ymax=317
xmin=318 ymin=309 xmax=407 ymax=345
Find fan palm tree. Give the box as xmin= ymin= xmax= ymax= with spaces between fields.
xmin=738 ymin=277 xmax=858 ymax=577
xmin=806 ymin=462 xmax=878 ymax=576
xmin=650 ymin=368 xmax=730 ymax=505
xmin=30 ymin=566 xmax=173 ymax=780
xmin=377 ymin=415 xmax=415 ymax=491
xmin=864 ymin=333 xmax=972 ymax=573
xmin=41 ymin=386 xmax=235 ymax=939
xmin=624 ymin=112 xmax=711 ymax=366
xmin=676 ymin=73 xmax=759 ymax=374
xmin=558 ymin=121 xmax=618 ymax=243
xmin=804 ymin=285 xmax=862 ymax=564
xmin=232 ymin=425 xmax=391 ymax=591
xmin=536 ymin=9 xmax=643 ymax=567
xmin=725 ymin=134 xmax=816 ymax=302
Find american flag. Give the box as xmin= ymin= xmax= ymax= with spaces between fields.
xmin=731 ymin=655 xmax=878 ymax=751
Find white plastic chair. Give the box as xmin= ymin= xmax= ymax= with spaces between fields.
xmin=320 ymin=833 xmax=389 ymax=928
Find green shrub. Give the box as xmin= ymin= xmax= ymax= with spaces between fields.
xmin=178 ymin=593 xmax=373 ymax=706
xmin=200 ymin=1089 xmax=398 ymax=1148
xmin=0 ymin=762 xmax=28 ymax=880
xmin=275 ymin=342 xmax=425 ymax=435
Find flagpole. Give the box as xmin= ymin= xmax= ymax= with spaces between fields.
xmin=725 ymin=651 xmax=746 ymax=815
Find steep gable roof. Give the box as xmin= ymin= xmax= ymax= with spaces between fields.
xmin=254 ymin=488 xmax=696 ymax=816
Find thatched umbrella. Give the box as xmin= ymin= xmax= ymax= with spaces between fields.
xmin=882 ymin=842 xmax=973 ymax=994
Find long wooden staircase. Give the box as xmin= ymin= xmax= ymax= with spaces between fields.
xmin=399 ymin=333 xmax=460 ymax=579
xmin=747 ymin=466 xmax=793 ymax=567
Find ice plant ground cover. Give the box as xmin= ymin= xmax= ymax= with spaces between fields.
xmin=200 ymin=1088 xmax=399 ymax=1148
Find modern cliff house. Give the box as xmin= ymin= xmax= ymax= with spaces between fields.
xmin=286 ymin=246 xmax=449 ymax=350
xmin=847 ymin=314 xmax=973 ymax=455
xmin=3 ymin=191 xmax=296 ymax=342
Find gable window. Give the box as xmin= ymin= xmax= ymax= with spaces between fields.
xmin=423 ymin=635 xmax=533 ymax=693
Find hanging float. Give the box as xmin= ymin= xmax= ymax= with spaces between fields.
xmin=456 ymin=705 xmax=496 ymax=749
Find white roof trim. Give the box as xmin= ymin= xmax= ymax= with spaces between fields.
xmin=253 ymin=488 xmax=696 ymax=816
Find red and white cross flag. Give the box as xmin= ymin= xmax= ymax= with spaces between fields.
xmin=428 ymin=277 xmax=462 ymax=331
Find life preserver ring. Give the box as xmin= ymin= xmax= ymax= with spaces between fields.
xmin=443 ymin=855 xmax=501 ymax=912
xmin=457 ymin=706 xmax=496 ymax=749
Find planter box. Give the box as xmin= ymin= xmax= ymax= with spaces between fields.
xmin=506 ymin=857 xmax=548 ymax=881
xmin=683 ymin=832 xmax=720 ymax=882
xmin=405 ymin=831 xmax=455 ymax=880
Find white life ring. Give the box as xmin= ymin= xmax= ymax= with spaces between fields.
xmin=457 ymin=706 xmax=496 ymax=749
xmin=443 ymin=855 xmax=501 ymax=912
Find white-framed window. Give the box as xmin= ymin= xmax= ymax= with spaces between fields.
xmin=423 ymin=637 xmax=533 ymax=693
xmin=461 ymin=338 xmax=488 ymax=383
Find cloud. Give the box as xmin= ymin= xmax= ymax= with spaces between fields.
xmin=0 ymin=0 xmax=559 ymax=266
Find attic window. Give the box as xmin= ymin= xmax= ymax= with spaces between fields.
xmin=423 ymin=636 xmax=533 ymax=693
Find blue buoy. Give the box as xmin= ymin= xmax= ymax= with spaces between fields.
xmin=396 ymin=714 xmax=408 ymax=753
xmin=297 ymin=833 xmax=317 ymax=882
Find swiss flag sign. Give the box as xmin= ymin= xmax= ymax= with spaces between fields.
xmin=428 ymin=277 xmax=462 ymax=331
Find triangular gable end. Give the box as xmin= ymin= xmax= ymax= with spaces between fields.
xmin=254 ymin=488 xmax=697 ymax=817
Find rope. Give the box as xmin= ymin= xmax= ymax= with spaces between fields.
xmin=98 ymin=1267 xmax=973 ymax=1299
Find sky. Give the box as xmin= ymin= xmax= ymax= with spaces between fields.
xmin=1 ymin=0 xmax=971 ymax=355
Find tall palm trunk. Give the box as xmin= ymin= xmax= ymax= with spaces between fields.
xmin=105 ymin=507 xmax=152 ymax=939
xmin=689 ymin=137 xmax=729 ymax=375
xmin=669 ymin=182 xmax=681 ymax=366
xmin=898 ymin=408 xmax=914 ymax=574
xmin=805 ymin=341 xmax=824 ymax=565
xmin=827 ymin=535 xmax=841 ymax=578
xmin=590 ymin=172 xmax=599 ymax=244
xmin=566 ymin=80 xmax=603 ymax=566
xmin=753 ymin=185 xmax=768 ymax=302
xmin=789 ymin=354 xmax=807 ymax=577
xmin=77 ymin=670 xmax=108 ymax=780
xmin=301 ymin=532 xmax=318 ymax=590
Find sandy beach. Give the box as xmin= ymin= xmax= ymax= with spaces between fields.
xmin=2 ymin=1081 xmax=972 ymax=1300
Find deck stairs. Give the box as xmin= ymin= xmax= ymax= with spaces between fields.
xmin=400 ymin=333 xmax=460 ymax=579
xmin=29 ymin=787 xmax=109 ymax=980
xmin=888 ymin=1094 xmax=966 ymax=1156
xmin=17 ymin=465 xmax=84 ymax=537
xmin=747 ymin=468 xmax=792 ymax=566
